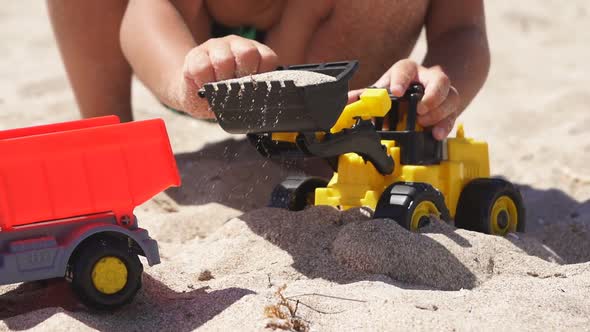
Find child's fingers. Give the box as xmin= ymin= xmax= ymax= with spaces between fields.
xmin=179 ymin=77 xmax=216 ymax=119
xmin=183 ymin=48 xmax=215 ymax=87
xmin=418 ymin=86 xmax=460 ymax=127
xmin=230 ymin=38 xmax=261 ymax=77
xmin=207 ymin=39 xmax=236 ymax=81
xmin=348 ymin=89 xmax=364 ymax=103
xmin=372 ymin=71 xmax=390 ymax=89
xmin=387 ymin=59 xmax=419 ymax=97
xmin=419 ymin=67 xmax=451 ymax=116
xmin=432 ymin=112 xmax=458 ymax=140
xmin=254 ymin=42 xmax=279 ymax=73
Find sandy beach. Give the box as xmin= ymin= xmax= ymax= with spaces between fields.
xmin=1 ymin=1 xmax=589 ymax=331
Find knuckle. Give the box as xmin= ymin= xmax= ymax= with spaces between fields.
xmin=209 ymin=36 xmax=227 ymax=43
xmin=185 ymin=48 xmax=202 ymax=62
xmin=189 ymin=65 xmax=209 ymax=78
xmin=188 ymin=59 xmax=212 ymax=78
xmin=403 ymin=60 xmax=419 ymax=73
xmin=211 ymin=53 xmax=234 ymax=68
xmin=261 ymin=51 xmax=278 ymax=64
xmin=431 ymin=106 xmax=454 ymax=124
xmin=391 ymin=59 xmax=418 ymax=83
xmin=399 ymin=58 xmax=417 ymax=68
xmin=438 ymin=73 xmax=451 ymax=87
xmin=223 ymin=34 xmax=239 ymax=41
xmin=399 ymin=72 xmax=414 ymax=83
xmin=440 ymin=102 xmax=454 ymax=117
xmin=235 ymin=44 xmax=260 ymax=61
xmin=201 ymin=38 xmax=216 ymax=47
xmin=421 ymin=98 xmax=437 ymax=110
xmin=430 ymin=109 xmax=445 ymax=123
xmin=258 ymin=48 xmax=279 ymax=71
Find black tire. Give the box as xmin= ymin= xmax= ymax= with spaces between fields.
xmin=269 ymin=176 xmax=329 ymax=211
xmin=374 ymin=182 xmax=451 ymax=231
xmin=70 ymin=237 xmax=143 ymax=310
xmin=455 ymin=178 xmax=526 ymax=235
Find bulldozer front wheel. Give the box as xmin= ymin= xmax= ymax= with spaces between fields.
xmin=374 ymin=182 xmax=451 ymax=231
xmin=411 ymin=201 xmax=441 ymax=230
xmin=269 ymin=176 xmax=329 ymax=211
xmin=455 ymin=178 xmax=525 ymax=235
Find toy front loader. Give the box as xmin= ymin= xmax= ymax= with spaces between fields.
xmin=199 ymin=61 xmax=526 ymax=236
xmin=200 ymin=61 xmax=390 ymax=172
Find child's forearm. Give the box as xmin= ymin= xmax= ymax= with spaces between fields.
xmin=120 ymin=0 xmax=199 ymax=110
xmin=422 ymin=25 xmax=490 ymax=113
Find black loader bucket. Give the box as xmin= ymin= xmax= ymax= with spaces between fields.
xmin=198 ymin=61 xmax=358 ymax=134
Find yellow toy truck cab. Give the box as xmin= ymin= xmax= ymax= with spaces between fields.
xmin=199 ymin=61 xmax=525 ymax=236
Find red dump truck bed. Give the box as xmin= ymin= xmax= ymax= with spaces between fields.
xmin=0 ymin=116 xmax=180 ymax=230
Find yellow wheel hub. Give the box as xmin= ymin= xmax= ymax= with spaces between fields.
xmin=411 ymin=201 xmax=440 ymax=231
xmin=91 ymin=256 xmax=128 ymax=295
xmin=490 ymin=195 xmax=518 ymax=235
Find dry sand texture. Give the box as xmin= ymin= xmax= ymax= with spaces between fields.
xmin=1 ymin=1 xmax=590 ymax=331
xmin=215 ymin=70 xmax=336 ymax=89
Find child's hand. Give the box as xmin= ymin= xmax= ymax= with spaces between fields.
xmin=180 ymin=35 xmax=279 ymax=118
xmin=371 ymin=59 xmax=460 ymax=140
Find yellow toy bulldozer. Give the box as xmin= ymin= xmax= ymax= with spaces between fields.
xmin=199 ymin=61 xmax=525 ymax=235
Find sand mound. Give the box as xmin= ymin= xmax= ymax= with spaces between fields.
xmin=333 ymin=217 xmax=567 ymax=290
xmin=237 ymin=207 xmax=567 ymax=291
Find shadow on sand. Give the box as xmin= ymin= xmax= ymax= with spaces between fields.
xmin=0 ymin=274 xmax=254 ymax=331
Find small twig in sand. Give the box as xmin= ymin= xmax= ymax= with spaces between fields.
xmin=264 ymin=285 xmax=309 ymax=332
xmin=286 ymin=299 xmax=347 ymax=315
xmin=282 ymin=292 xmax=367 ymax=315
xmin=267 ymin=274 xmax=273 ymax=288
xmin=415 ymin=304 xmax=439 ymax=311
xmin=287 ymin=293 xmax=367 ymax=303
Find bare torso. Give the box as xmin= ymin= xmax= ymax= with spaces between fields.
xmin=200 ymin=0 xmax=430 ymax=88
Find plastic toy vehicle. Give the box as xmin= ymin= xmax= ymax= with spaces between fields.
xmin=200 ymin=61 xmax=525 ymax=235
xmin=0 ymin=116 xmax=180 ymax=309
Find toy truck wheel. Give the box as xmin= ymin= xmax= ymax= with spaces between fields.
xmin=70 ymin=237 xmax=143 ymax=310
xmin=455 ymin=178 xmax=526 ymax=235
xmin=374 ymin=182 xmax=451 ymax=231
xmin=270 ymin=176 xmax=329 ymax=211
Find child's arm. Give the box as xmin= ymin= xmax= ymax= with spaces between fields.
xmin=373 ymin=0 xmax=490 ymax=140
xmin=120 ymin=0 xmax=278 ymax=118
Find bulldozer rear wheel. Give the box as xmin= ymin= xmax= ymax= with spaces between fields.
xmin=455 ymin=178 xmax=526 ymax=235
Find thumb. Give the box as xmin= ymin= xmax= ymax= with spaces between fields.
xmin=386 ymin=59 xmax=419 ymax=97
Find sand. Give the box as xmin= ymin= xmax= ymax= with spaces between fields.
xmin=215 ymin=70 xmax=336 ymax=89
xmin=1 ymin=1 xmax=590 ymax=331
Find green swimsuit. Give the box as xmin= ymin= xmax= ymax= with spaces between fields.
xmin=210 ymin=21 xmax=266 ymax=43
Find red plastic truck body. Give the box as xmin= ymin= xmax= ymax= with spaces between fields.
xmin=0 ymin=116 xmax=180 ymax=231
